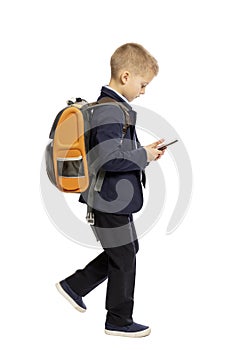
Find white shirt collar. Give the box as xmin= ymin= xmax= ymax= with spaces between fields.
xmin=104 ymin=85 xmax=129 ymax=103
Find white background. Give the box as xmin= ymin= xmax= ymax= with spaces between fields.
xmin=1 ymin=0 xmax=233 ymax=349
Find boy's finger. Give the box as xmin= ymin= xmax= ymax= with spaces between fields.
xmin=152 ymin=139 xmax=165 ymax=147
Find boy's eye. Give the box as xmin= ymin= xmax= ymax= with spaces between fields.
xmin=141 ymin=84 xmax=147 ymax=88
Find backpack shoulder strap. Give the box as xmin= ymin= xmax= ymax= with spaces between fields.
xmin=97 ymin=97 xmax=131 ymax=133
xmin=88 ymin=97 xmax=131 ymax=204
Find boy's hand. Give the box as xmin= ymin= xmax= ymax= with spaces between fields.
xmin=143 ymin=139 xmax=165 ymax=162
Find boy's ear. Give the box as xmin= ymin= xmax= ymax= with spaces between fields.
xmin=120 ymin=71 xmax=130 ymax=85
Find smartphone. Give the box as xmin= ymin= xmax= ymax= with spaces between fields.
xmin=158 ymin=139 xmax=179 ymax=151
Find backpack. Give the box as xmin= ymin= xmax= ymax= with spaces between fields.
xmin=45 ymin=97 xmax=130 ymax=195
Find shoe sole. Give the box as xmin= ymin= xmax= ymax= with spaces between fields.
xmin=105 ymin=327 xmax=151 ymax=338
xmin=55 ymin=282 xmax=86 ymax=313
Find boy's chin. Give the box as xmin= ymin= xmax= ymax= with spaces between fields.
xmin=129 ymin=96 xmax=138 ymax=102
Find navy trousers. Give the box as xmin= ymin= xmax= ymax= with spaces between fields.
xmin=65 ymin=210 xmax=139 ymax=326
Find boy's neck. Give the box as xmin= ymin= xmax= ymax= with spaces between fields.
xmin=108 ymin=80 xmax=128 ymax=102
xmin=108 ymin=80 xmax=124 ymax=96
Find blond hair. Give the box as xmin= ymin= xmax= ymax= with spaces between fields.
xmin=110 ymin=43 xmax=159 ymax=79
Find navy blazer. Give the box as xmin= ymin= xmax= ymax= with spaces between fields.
xmin=79 ymin=86 xmax=147 ymax=215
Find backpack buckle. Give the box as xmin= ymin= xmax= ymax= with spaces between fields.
xmin=86 ymin=210 xmax=95 ymax=225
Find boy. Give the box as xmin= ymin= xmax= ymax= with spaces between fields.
xmin=56 ymin=43 xmax=165 ymax=338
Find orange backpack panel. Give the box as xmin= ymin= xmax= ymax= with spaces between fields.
xmin=53 ymin=107 xmax=89 ymax=193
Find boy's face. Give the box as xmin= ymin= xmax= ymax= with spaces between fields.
xmin=121 ymin=70 xmax=155 ymax=102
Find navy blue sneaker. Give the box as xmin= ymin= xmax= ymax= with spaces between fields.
xmin=55 ymin=280 xmax=86 ymax=313
xmin=105 ymin=322 xmax=151 ymax=338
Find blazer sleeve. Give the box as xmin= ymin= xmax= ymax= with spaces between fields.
xmin=91 ymin=104 xmax=147 ymax=172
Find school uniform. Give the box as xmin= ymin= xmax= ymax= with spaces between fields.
xmin=65 ymin=86 xmax=148 ymax=326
